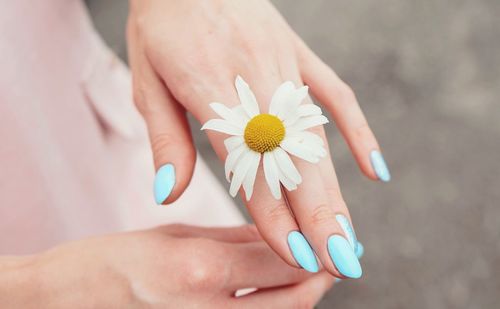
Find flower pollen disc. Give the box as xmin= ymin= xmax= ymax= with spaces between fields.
xmin=244 ymin=114 xmax=285 ymax=153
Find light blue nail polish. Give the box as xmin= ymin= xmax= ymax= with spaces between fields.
xmin=336 ymin=214 xmax=358 ymax=253
xmin=328 ymin=235 xmax=363 ymax=279
xmin=154 ymin=164 xmax=175 ymax=205
xmin=355 ymin=242 xmax=364 ymax=259
xmin=370 ymin=150 xmax=391 ymax=182
xmin=335 ymin=241 xmax=364 ymax=284
xmin=288 ymin=231 xmax=319 ymax=273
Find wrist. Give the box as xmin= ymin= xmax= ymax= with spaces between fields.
xmin=33 ymin=244 xmax=130 ymax=308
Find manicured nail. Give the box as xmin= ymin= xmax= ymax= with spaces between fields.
xmin=328 ymin=235 xmax=363 ymax=279
xmin=355 ymin=242 xmax=364 ymax=259
xmin=287 ymin=231 xmax=319 ymax=273
xmin=336 ymin=214 xmax=358 ymax=253
xmin=154 ymin=164 xmax=175 ymax=205
xmin=370 ymin=150 xmax=391 ymax=182
xmin=336 ymin=241 xmax=364 ymax=284
xmin=335 ymin=241 xmax=364 ymax=284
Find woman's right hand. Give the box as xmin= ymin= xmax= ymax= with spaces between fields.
xmin=2 ymin=225 xmax=334 ymax=308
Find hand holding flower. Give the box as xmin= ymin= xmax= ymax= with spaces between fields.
xmin=127 ymin=0 xmax=388 ymax=278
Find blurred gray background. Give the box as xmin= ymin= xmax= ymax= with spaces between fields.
xmin=86 ymin=1 xmax=500 ymax=308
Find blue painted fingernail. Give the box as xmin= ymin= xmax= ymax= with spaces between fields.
xmin=154 ymin=164 xmax=175 ymax=205
xmin=355 ymin=242 xmax=364 ymax=259
xmin=336 ymin=241 xmax=364 ymax=284
xmin=328 ymin=235 xmax=363 ymax=279
xmin=370 ymin=150 xmax=391 ymax=182
xmin=288 ymin=231 xmax=319 ymax=273
xmin=336 ymin=214 xmax=358 ymax=253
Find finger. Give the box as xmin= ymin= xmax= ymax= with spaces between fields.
xmin=128 ymin=26 xmax=196 ymax=205
xmin=159 ymin=224 xmax=262 ymax=243
xmin=285 ymin=147 xmax=361 ymax=279
xmin=240 ymin=72 xmax=320 ymax=273
xmin=191 ymin=71 xmax=313 ymax=273
xmin=235 ymin=271 xmax=334 ymax=308
xmin=244 ymin=166 xmax=307 ymax=270
xmin=315 ymin=126 xmax=363 ymax=259
xmin=278 ymin=68 xmax=362 ymax=279
xmin=296 ymin=37 xmax=391 ymax=182
xmin=225 ymin=241 xmax=313 ymax=290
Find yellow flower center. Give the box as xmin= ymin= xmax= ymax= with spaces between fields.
xmin=244 ymin=114 xmax=285 ymax=153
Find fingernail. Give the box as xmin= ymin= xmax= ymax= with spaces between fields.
xmin=370 ymin=150 xmax=391 ymax=182
xmin=355 ymin=242 xmax=364 ymax=259
xmin=287 ymin=231 xmax=319 ymax=273
xmin=335 ymin=241 xmax=364 ymax=284
xmin=336 ymin=214 xmax=359 ymax=253
xmin=328 ymin=235 xmax=363 ymax=279
xmin=154 ymin=164 xmax=175 ymax=205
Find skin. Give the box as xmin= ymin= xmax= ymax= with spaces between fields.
xmin=0 ymin=224 xmax=334 ymax=308
xmin=128 ymin=0 xmax=381 ymax=276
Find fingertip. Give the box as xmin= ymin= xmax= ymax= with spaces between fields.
xmin=154 ymin=163 xmax=176 ymax=205
xmin=154 ymin=150 xmax=197 ymax=205
xmin=369 ymin=150 xmax=391 ymax=182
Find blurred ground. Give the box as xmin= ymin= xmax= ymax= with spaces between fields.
xmin=87 ymin=1 xmax=500 ymax=308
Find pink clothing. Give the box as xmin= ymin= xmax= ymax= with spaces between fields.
xmin=0 ymin=0 xmax=244 ymax=254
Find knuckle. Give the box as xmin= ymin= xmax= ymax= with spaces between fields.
xmin=183 ymin=240 xmax=228 ymax=290
xmin=132 ymin=82 xmax=156 ymax=115
xmin=151 ymin=133 xmax=179 ymax=155
xmin=262 ymin=202 xmax=291 ymax=224
xmin=310 ymin=203 xmax=336 ymax=226
xmin=334 ymin=83 xmax=356 ymax=106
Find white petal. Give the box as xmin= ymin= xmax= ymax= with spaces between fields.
xmin=235 ymin=75 xmax=259 ymax=118
xmin=269 ymin=81 xmax=295 ymax=116
xmin=306 ymin=143 xmax=328 ymax=158
xmin=272 ymin=147 xmax=302 ymax=184
xmin=209 ymin=103 xmax=246 ymax=128
xmin=280 ymin=138 xmax=320 ymax=163
xmin=278 ymin=86 xmax=309 ymax=120
xmin=225 ymin=143 xmax=247 ymax=181
xmin=231 ymin=105 xmax=251 ymax=121
xmin=201 ymin=119 xmax=243 ymax=135
xmin=277 ymin=168 xmax=297 ymax=191
xmin=242 ymin=151 xmax=261 ymax=201
xmin=263 ymin=152 xmax=282 ymax=199
xmin=224 ymin=136 xmax=245 ymax=152
xmin=286 ymin=115 xmax=329 ymax=133
xmin=298 ymin=104 xmax=322 ymax=117
xmin=283 ymin=113 xmax=300 ymax=127
xmin=305 ymin=142 xmax=327 ymax=158
xmin=283 ymin=105 xmax=322 ymax=127
xmin=229 ymin=149 xmax=254 ymax=197
xmin=287 ymin=131 xmax=325 ymax=146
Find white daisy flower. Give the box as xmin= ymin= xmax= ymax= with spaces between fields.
xmin=201 ymin=76 xmax=328 ymax=200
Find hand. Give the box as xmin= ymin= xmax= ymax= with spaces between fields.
xmin=127 ymin=0 xmax=385 ymax=277
xmin=1 ymin=225 xmax=333 ymax=308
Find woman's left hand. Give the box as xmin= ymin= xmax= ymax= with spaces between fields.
xmin=127 ymin=0 xmax=384 ymax=278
